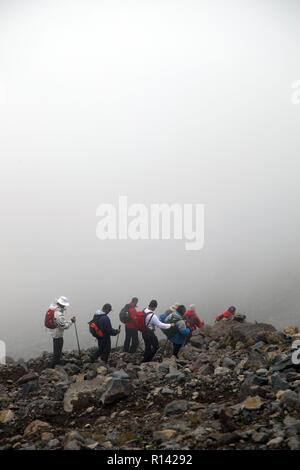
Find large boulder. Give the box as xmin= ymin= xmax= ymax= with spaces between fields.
xmin=63 ymin=376 xmax=133 ymax=412
xmin=201 ymin=319 xmax=277 ymax=346
xmin=100 ymin=378 xmax=133 ymax=405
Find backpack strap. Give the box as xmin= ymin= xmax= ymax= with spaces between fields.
xmin=145 ymin=309 xmax=155 ymax=328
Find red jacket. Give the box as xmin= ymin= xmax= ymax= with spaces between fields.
xmin=216 ymin=310 xmax=233 ymax=321
xmin=125 ymin=303 xmax=138 ymax=329
xmin=184 ymin=311 xmax=204 ymax=331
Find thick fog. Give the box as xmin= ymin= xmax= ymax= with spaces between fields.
xmin=0 ymin=0 xmax=300 ymax=360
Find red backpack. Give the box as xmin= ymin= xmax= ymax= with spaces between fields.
xmin=45 ymin=309 xmax=57 ymax=329
xmin=133 ymin=310 xmax=154 ymax=333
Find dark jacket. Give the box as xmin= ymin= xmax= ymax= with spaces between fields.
xmin=93 ymin=310 xmax=118 ymax=342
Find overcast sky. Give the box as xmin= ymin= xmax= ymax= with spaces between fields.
xmin=0 ymin=0 xmax=300 ymax=359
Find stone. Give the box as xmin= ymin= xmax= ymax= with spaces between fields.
xmin=48 ymin=439 xmax=60 ymax=449
xmin=100 ymin=378 xmax=134 ymax=405
xmin=64 ymin=440 xmax=83 ymax=450
xmin=272 ymin=357 xmax=294 ymax=372
xmin=161 ymin=387 xmax=174 ymax=396
xmin=253 ymin=375 xmax=268 ymax=386
xmin=110 ymin=370 xmax=130 ymax=380
xmin=271 ymin=373 xmax=291 ymax=392
xmin=24 ymin=420 xmax=51 ymax=437
xmin=0 ymin=409 xmax=14 ymax=424
xmin=41 ymin=432 xmax=54 ymax=441
xmin=153 ymin=430 xmax=177 ymax=441
xmin=256 ymin=368 xmax=268 ymax=376
xmin=17 ymin=372 xmax=39 ymax=384
xmin=217 ymin=432 xmax=240 ymax=445
xmin=190 ymin=335 xmax=206 ymax=348
xmin=280 ymin=390 xmax=300 ymax=411
xmin=283 ymin=326 xmax=298 ymax=337
xmin=165 ymin=371 xmax=186 ymax=382
xmin=22 ymin=381 xmax=39 ymax=396
xmin=63 ymin=431 xmax=86 ymax=445
xmin=164 ymin=400 xmax=189 ymax=416
xmin=222 ymin=357 xmax=236 ymax=369
xmin=64 ymin=376 xmax=111 ymax=412
xmin=288 ymin=436 xmax=300 ymax=450
xmin=252 ymin=431 xmax=269 ymax=443
xmin=267 ymin=436 xmax=284 ymax=448
xmin=219 ymin=408 xmax=236 ymax=432
xmin=243 ymin=396 xmax=263 ymax=411
xmin=214 ymin=367 xmax=231 ymax=376
xmin=63 ymin=363 xmax=81 ymax=375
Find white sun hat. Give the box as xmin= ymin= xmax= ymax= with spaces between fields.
xmin=56 ymin=296 xmax=70 ymax=307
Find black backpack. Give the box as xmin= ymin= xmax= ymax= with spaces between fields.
xmin=119 ymin=304 xmax=132 ymax=324
xmin=159 ymin=313 xmax=178 ymax=339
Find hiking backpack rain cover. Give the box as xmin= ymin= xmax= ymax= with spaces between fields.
xmin=45 ymin=309 xmax=57 ymax=329
xmin=133 ymin=310 xmax=154 ymax=333
xmin=119 ymin=304 xmax=132 ymax=324
xmin=88 ymin=320 xmax=104 ymax=339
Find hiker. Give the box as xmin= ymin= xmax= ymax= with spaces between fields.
xmin=164 ymin=305 xmax=190 ymax=358
xmin=164 ymin=302 xmax=180 ymax=317
xmin=123 ymin=297 xmax=139 ymax=354
xmin=184 ymin=304 xmax=204 ymax=330
xmin=141 ymin=300 xmax=175 ymax=363
xmin=184 ymin=304 xmax=204 ymax=343
xmin=90 ymin=304 xmax=120 ymax=364
xmin=45 ymin=296 xmax=76 ymax=369
xmin=216 ymin=306 xmax=236 ymax=322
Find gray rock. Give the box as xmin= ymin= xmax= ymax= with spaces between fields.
xmin=287 ymin=436 xmax=300 ymax=450
xmin=222 ymin=357 xmax=236 ymax=370
xmin=17 ymin=372 xmax=39 ymax=385
xmin=190 ymin=335 xmax=206 ymax=348
xmin=271 ymin=373 xmax=291 ymax=392
xmin=165 ymin=371 xmax=186 ymax=382
xmin=252 ymin=431 xmax=269 ymax=443
xmin=64 ymin=440 xmax=83 ymax=450
xmin=161 ymin=387 xmax=175 ymax=396
xmin=283 ymin=415 xmax=300 ymax=435
xmin=164 ymin=400 xmax=189 ymax=416
xmin=63 ymin=363 xmax=81 ymax=375
xmin=267 ymin=436 xmax=284 ymax=448
xmin=64 ymin=376 xmax=112 ymax=412
xmin=253 ymin=375 xmax=268 ymax=386
xmin=110 ymin=370 xmax=130 ymax=380
xmin=100 ymin=378 xmax=133 ymax=405
xmin=22 ymin=380 xmax=39 ymax=396
xmin=272 ymin=358 xmax=294 ymax=372
xmin=280 ymin=390 xmax=300 ymax=411
xmin=48 ymin=439 xmax=60 ymax=449
xmin=217 ymin=432 xmax=240 ymax=445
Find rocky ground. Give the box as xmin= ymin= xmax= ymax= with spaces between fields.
xmin=1 ymin=317 xmax=300 ymax=451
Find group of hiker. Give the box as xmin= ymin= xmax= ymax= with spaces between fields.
xmin=45 ymin=296 xmax=237 ymax=368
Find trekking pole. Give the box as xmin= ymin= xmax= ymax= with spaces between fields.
xmin=116 ymin=325 xmax=121 ymax=348
xmin=74 ymin=321 xmax=82 ymax=361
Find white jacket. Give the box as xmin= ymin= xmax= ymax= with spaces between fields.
xmin=144 ymin=308 xmax=171 ymax=332
xmin=48 ymin=303 xmax=73 ymax=339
